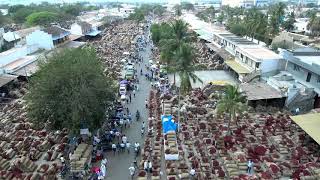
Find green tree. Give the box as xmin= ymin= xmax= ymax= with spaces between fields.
xmin=217 ymin=11 xmax=225 ymax=24
xmin=173 ymin=43 xmax=202 ymax=94
xmin=26 ymin=47 xmax=116 ymax=133
xmin=308 ymin=16 xmax=320 ymax=37
xmin=216 ymin=85 xmax=247 ymax=133
xmin=26 ymin=11 xmax=58 ymax=26
xmin=268 ymin=2 xmax=286 ymax=37
xmin=12 ymin=8 xmax=34 ymax=23
xmin=128 ymin=8 xmax=145 ymax=22
xmin=181 ymin=2 xmax=194 ymax=11
xmin=153 ymin=5 xmax=165 ymax=16
xmin=282 ymin=12 xmax=295 ymax=31
xmin=63 ymin=4 xmax=82 ymax=16
xmin=160 ymin=20 xmax=193 ymax=83
xmin=8 ymin=5 xmax=25 ymax=14
xmin=244 ymin=7 xmax=268 ymax=43
xmin=230 ymin=23 xmax=247 ymax=36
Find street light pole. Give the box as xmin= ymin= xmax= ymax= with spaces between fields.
xmin=177 ymin=87 xmax=181 ymax=132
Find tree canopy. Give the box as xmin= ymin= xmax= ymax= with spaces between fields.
xmin=26 ymin=11 xmax=59 ymax=26
xmin=26 ymin=47 xmax=116 ymax=134
xmin=181 ymin=2 xmax=194 ymax=11
xmin=8 ymin=3 xmax=99 ymax=25
xmin=282 ymin=12 xmax=295 ymax=32
xmin=217 ymin=85 xmax=247 ymax=132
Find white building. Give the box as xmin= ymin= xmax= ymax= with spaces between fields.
xmin=212 ymin=32 xmax=282 ymax=82
xmin=26 ymin=30 xmax=54 ymax=51
xmin=70 ymin=21 xmax=101 ymax=37
xmin=3 ymin=26 xmax=41 ymax=46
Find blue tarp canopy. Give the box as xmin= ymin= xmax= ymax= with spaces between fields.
xmin=161 ymin=115 xmax=177 ymax=134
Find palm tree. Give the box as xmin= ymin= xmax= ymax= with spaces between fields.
xmin=173 ymin=43 xmax=202 ymax=94
xmin=159 ymin=20 xmax=194 ymax=86
xmin=268 ymin=2 xmax=286 ymax=37
xmin=216 ymin=85 xmax=247 ymax=133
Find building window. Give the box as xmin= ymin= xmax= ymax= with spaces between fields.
xmin=293 ymin=64 xmax=300 ymax=71
xmin=245 ymin=57 xmax=248 ymax=64
xmin=317 ymin=76 xmax=320 ymax=83
xmin=306 ymin=72 xmax=312 ymax=82
xmin=256 ymin=63 xmax=260 ymax=69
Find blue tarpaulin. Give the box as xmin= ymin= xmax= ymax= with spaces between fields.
xmin=161 ymin=115 xmax=177 ymax=134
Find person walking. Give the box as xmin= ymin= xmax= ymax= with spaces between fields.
xmin=133 ymin=89 xmax=136 ymax=98
xmin=141 ymin=128 xmax=144 ymax=137
xmin=247 ymin=159 xmax=253 ymax=174
xmin=111 ymin=143 xmax=117 ymax=156
xmin=133 ymin=158 xmax=138 ymax=168
xmin=120 ymin=141 xmax=125 ymax=152
xmin=128 ymin=164 xmax=135 ymax=180
xmin=142 ymin=121 xmax=145 ymax=130
xmin=145 ymin=99 xmax=148 ymax=108
xmin=144 ymin=161 xmax=148 ymax=172
xmin=126 ymin=141 xmax=131 ymax=154
xmin=122 ymin=135 xmax=127 ymax=144
xmin=189 ymin=167 xmax=196 ymax=179
xmin=117 ymin=142 xmax=121 ymax=154
xmin=129 ymin=94 xmax=132 ymax=103
xmin=148 ymin=160 xmax=152 ymax=173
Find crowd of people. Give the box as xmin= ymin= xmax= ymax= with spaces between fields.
xmin=86 ymin=16 xmax=159 ymax=179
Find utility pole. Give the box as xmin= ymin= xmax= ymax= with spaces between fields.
xmin=177 ymin=86 xmax=181 ymax=132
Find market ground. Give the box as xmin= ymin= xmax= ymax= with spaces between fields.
xmin=104 ymin=42 xmax=152 ymax=180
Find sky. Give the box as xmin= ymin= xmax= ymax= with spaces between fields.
xmin=0 ymin=0 xmax=172 ymax=5
xmin=0 ymin=0 xmax=220 ymax=5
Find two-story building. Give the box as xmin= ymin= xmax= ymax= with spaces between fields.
xmin=212 ymin=32 xmax=282 ymax=82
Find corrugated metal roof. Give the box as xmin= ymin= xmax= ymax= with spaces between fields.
xmin=291 ymin=113 xmax=320 ymax=145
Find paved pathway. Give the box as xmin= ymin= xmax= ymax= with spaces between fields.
xmin=104 ymin=42 xmax=152 ymax=180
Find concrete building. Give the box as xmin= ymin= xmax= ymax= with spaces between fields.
xmin=70 ymin=21 xmax=102 ymax=37
xmin=212 ymin=32 xmax=282 ymax=82
xmin=26 ymin=30 xmax=54 ymax=51
xmin=266 ymin=48 xmax=320 ymax=112
xmin=239 ymin=0 xmax=255 ymax=8
xmin=3 ymin=26 xmax=41 ymax=46
xmin=222 ymin=0 xmax=267 ymax=7
xmin=43 ymin=26 xmax=71 ymax=46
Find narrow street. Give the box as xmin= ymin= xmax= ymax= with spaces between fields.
xmin=104 ymin=42 xmax=152 ymax=180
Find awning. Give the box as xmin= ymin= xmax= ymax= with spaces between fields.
xmin=225 ymin=60 xmax=251 ymax=74
xmin=290 ymin=113 xmax=320 ymax=145
xmin=86 ymin=30 xmax=102 ymax=36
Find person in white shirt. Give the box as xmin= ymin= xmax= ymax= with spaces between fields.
xmin=144 ymin=161 xmax=148 ymax=172
xmin=190 ymin=168 xmax=196 ymax=176
xmin=148 ymin=160 xmax=152 ymax=173
xmin=126 ymin=141 xmax=131 ymax=154
xmin=142 ymin=122 xmax=145 ymax=129
xmin=120 ymin=142 xmax=125 ymax=152
xmin=128 ymin=165 xmax=135 ymax=179
xmin=111 ymin=143 xmax=117 ymax=155
xmin=122 ymin=135 xmax=127 ymax=143
xmin=247 ymin=159 xmax=253 ymax=174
